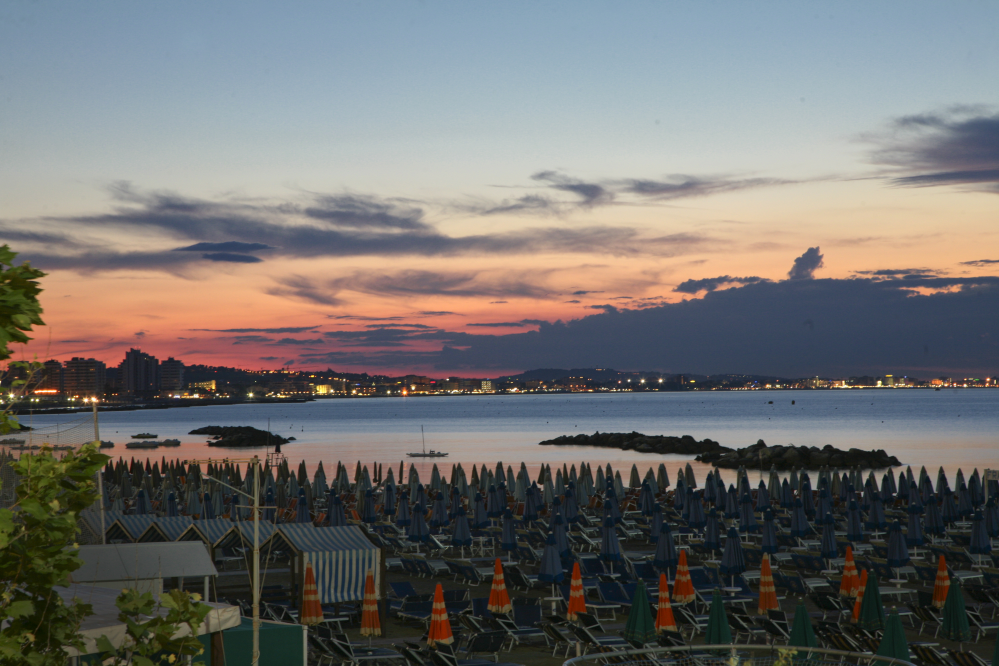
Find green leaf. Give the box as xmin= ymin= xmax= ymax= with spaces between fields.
xmin=7 ymin=600 xmax=34 ymax=618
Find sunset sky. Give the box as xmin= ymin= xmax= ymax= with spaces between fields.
xmin=3 ymin=2 xmax=998 ymax=377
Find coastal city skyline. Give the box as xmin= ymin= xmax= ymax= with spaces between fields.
xmin=3 ymin=2 xmax=997 ymax=377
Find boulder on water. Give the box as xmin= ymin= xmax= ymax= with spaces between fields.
xmin=696 ymin=439 xmax=901 ymax=470
xmin=538 ymin=431 xmax=730 ymax=456
xmin=189 ymin=425 xmax=289 ymax=448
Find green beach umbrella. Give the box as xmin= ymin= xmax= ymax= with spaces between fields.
xmin=876 ymin=610 xmax=910 ymax=662
xmin=856 ymin=572 xmax=885 ymax=631
xmin=622 ymin=580 xmax=658 ymax=646
xmin=705 ymin=590 xmax=732 ymax=644
xmin=788 ymin=602 xmax=818 ymax=648
xmin=992 ymin=627 xmax=999 ymax=666
xmin=940 ymin=582 xmax=971 ymax=643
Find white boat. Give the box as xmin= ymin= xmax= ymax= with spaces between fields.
xmin=406 ymin=426 xmax=448 ymax=458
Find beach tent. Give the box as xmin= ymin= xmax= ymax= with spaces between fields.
xmin=270 ymin=524 xmax=382 ymax=604
xmin=70 ymin=542 xmax=218 ymax=598
xmin=105 ymin=514 xmax=157 ymax=542
xmin=138 ymin=516 xmax=194 ymax=542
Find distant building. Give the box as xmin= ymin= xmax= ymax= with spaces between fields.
xmin=63 ymin=358 xmax=107 ymax=398
xmin=189 ymin=380 xmax=216 ymax=392
xmin=885 ymin=374 xmax=894 ymax=387
xmin=480 ymin=380 xmax=493 ymax=392
xmin=160 ymin=357 xmax=185 ymax=391
xmin=118 ymin=348 xmax=159 ymax=398
xmin=37 ymin=359 xmax=64 ymax=395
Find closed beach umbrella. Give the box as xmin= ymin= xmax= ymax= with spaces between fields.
xmin=653 ymin=521 xmax=678 ymax=576
xmin=756 ymin=480 xmax=770 ymax=512
xmin=629 ymin=464 xmax=641 ymax=489
xmin=840 ymin=547 xmax=861 ymax=598
xmin=134 ymin=488 xmax=150 ymax=515
xmin=360 ymin=489 xmax=377 ymax=524
xmin=299 ymin=562 xmax=324 ymax=626
xmin=790 ymin=498 xmax=811 ymax=538
xmin=672 ymin=550 xmax=695 ymax=605
xmin=788 ymin=602 xmax=818 ymax=648
xmin=488 ymin=559 xmax=512 ymax=614
xmin=866 ymin=496 xmax=887 ymax=532
xmin=414 ymin=484 xmax=428 ymax=510
xmin=538 ymin=533 xmax=565 ymax=584
xmin=908 ymin=481 xmax=923 ymax=514
xmin=957 ymin=485 xmax=973 ymax=518
xmin=201 ymin=492 xmax=215 ymax=520
xmin=738 ymin=493 xmax=759 ymax=533
xmin=644 ymin=469 xmax=658 ymax=496
xmin=816 ymin=489 xmax=833 ymax=525
xmin=563 ymin=486 xmax=580 ymax=524
xmin=394 ymin=491 xmax=411 ymax=528
xmin=382 ymin=483 xmax=396 ymax=517
xmin=924 ymin=495 xmax=946 ymax=537
xmin=472 ymin=493 xmax=489 ymax=529
xmin=876 ymin=610 xmax=910 ymax=662
xmin=940 ymin=580 xmax=971 ymax=643
xmin=758 ymin=553 xmax=779 ymax=615
xmin=705 ymin=590 xmax=731 ymax=644
xmin=673 ymin=478 xmax=685 ymax=511
xmin=655 ymin=573 xmax=678 ymax=633
xmin=856 ymin=571 xmax=885 ymax=632
xmin=970 ymin=510 xmax=992 ymax=555
xmin=296 ymin=489 xmax=311 ymax=524
xmin=684 ymin=463 xmax=696 ymax=489
xmin=523 ymin=484 xmax=540 ymax=523
xmin=658 ymin=464 xmax=670 ymax=491
xmin=600 ymin=516 xmax=623 ymax=565
xmin=940 ymin=489 xmax=959 ymax=525
xmin=604 ymin=482 xmax=622 ymax=524
xmin=622 ymin=581 xmax=657 ymax=646
xmin=760 ymin=510 xmax=778 ymax=554
xmin=800 ymin=478 xmax=815 ymax=519
xmin=566 ymin=562 xmax=586 ymax=621
xmin=166 ymin=491 xmax=178 ymax=518
xmin=500 ymin=509 xmax=517 ymax=557
xmin=906 ymin=505 xmax=925 ymax=547
xmin=328 ymin=493 xmax=347 ymax=527
xmin=429 ymin=491 xmax=449 ymax=530
xmin=407 ymin=508 xmax=429 ymax=545
xmin=702 ymin=477 xmax=716 ymax=506
xmin=427 ymin=584 xmax=454 ymax=647
xmin=686 ymin=492 xmax=706 ymax=530
xmin=852 ymin=569 xmax=869 ymax=623
xmin=724 ymin=485 xmax=739 ymax=519
xmin=360 ymin=569 xmax=381 ymax=639
xmin=704 ymin=509 xmax=722 ymax=551
xmin=886 ymin=520 xmax=910 ymax=570
xmin=552 ymin=514 xmax=571 ymax=558
xmin=450 ymin=506 xmax=472 ymax=550
xmin=719 ymin=527 xmax=746 ymax=586
xmin=448 ymin=487 xmax=461 ymax=521
xmin=932 ymin=556 xmax=950 ymax=608
xmin=820 ymin=515 xmax=838 ymax=560
xmin=649 ymin=505 xmax=663 ymax=542
xmin=638 ymin=481 xmax=655 ymax=516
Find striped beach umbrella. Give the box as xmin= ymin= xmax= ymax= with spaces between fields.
xmin=655 ymin=573 xmax=677 ymax=633
xmin=566 ymin=561 xmax=586 ymax=621
xmin=299 ymin=562 xmax=324 ymax=626
xmin=852 ymin=569 xmax=868 ymax=623
xmin=672 ymin=549 xmax=695 ymax=605
xmin=932 ymin=556 xmax=950 ymax=609
xmin=840 ymin=546 xmax=861 ymax=598
xmin=426 ymin=584 xmax=454 ymax=647
xmin=360 ymin=569 xmax=381 ymax=639
xmin=757 ymin=553 xmax=779 ymax=615
xmin=488 ymin=559 xmax=512 ymax=614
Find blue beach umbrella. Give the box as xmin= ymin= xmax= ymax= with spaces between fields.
xmin=790 ymin=498 xmax=811 ymax=538
xmin=360 ymin=489 xmax=377 ymax=524
xmin=724 ymin=485 xmax=739 ymax=519
xmin=328 ymin=493 xmax=347 ymax=527
xmin=262 ymin=487 xmax=275 ymax=523
xmin=538 ymin=532 xmax=565 ymax=584
xmin=166 ymin=491 xmax=179 ymax=518
xmin=229 ymin=492 xmax=240 ymax=522
xmin=649 ymin=504 xmax=663 ymax=541
xmin=886 ymin=520 xmax=911 ymax=570
xmin=800 ymin=478 xmax=816 ymax=519
xmin=714 ymin=474 xmax=727 ymax=509
xmin=406 ymin=508 xmax=429 ymax=545
xmin=202 ymin=492 xmax=215 ymax=520
xmin=604 ymin=482 xmax=622 ymax=524
xmin=472 ymin=493 xmax=489 ymax=529
xmin=780 ymin=479 xmax=794 ymax=509
xmin=838 ymin=475 xmax=850 ymax=503
xmin=382 ymin=483 xmax=396 ymax=517
xmin=923 ymin=496 xmax=945 ymax=537
xmin=968 ymin=473 xmax=983 ymax=508
xmin=639 ymin=481 xmax=655 ymax=517
xmin=429 ymin=491 xmax=449 ymax=530
xmin=414 ymin=483 xmax=428 ymax=510
xmin=820 ymin=514 xmax=838 ymax=560
xmin=600 ymin=516 xmax=623 ymax=564
xmin=984 ymin=498 xmax=999 ymax=538
xmin=703 ymin=476 xmax=716 ymax=505
xmin=907 ymin=482 xmax=923 ymax=514
xmin=486 ymin=484 xmax=504 ymax=518
xmin=394 ymin=491 xmax=411 ymax=528
xmin=738 ymin=493 xmax=759 ymax=534
xmin=957 ymin=485 xmax=973 ymax=518
xmin=704 ymin=509 xmax=722 ymax=551
xmin=906 ymin=505 xmax=925 ymax=547
xmin=880 ymin=474 xmax=894 ymax=505
xmin=563 ymin=487 xmax=580 ymax=524
xmin=687 ymin=492 xmax=707 ymax=530
xmin=500 ymin=508 xmax=518 ymax=557
xmin=523 ymin=485 xmax=540 ymax=523
xmin=448 ymin=487 xmax=461 ymax=521
xmin=940 ymin=489 xmax=959 ymax=525
xmin=719 ymin=527 xmax=746 ymax=586
xmin=760 ymin=510 xmax=778 ymax=554
xmin=815 ymin=489 xmax=833 ymax=525
xmin=756 ymin=480 xmax=770 ymax=511
xmin=653 ymin=521 xmax=679 ymax=577
xmin=866 ymin=496 xmax=888 ymax=532
xmin=552 ymin=513 xmax=572 ymax=559
xmin=450 ymin=506 xmax=472 ymax=551
xmin=673 ymin=478 xmax=685 ymax=511
xmin=969 ymin=510 xmax=991 ymax=555
xmin=134 ymin=488 xmax=150 ymax=515
xmin=296 ymin=488 xmax=311 ymax=524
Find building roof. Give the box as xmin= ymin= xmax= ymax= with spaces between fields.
xmin=71 ymin=542 xmax=218 ymax=583
xmin=275 ymin=524 xmax=377 ymax=554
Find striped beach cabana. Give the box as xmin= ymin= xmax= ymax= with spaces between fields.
xmin=138 ymin=516 xmax=194 ymax=542
xmin=272 ymin=524 xmax=381 ymax=604
xmin=181 ymin=518 xmax=239 ymax=549
xmin=105 ymin=515 xmax=157 ymax=543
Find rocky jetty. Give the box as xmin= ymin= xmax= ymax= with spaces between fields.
xmin=189 ymin=425 xmax=289 ymax=448
xmin=696 ymin=439 xmax=901 ymax=469
xmin=539 ymin=431 xmax=730 ymax=455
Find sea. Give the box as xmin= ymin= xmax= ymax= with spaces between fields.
xmin=14 ymin=389 xmax=999 ymax=485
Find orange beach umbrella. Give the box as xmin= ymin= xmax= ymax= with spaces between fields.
xmin=360 ymin=569 xmax=381 ymax=638
xmin=300 ymin=562 xmax=323 ymax=625
xmin=932 ymin=555 xmax=950 ymax=609
xmin=488 ymin=559 xmax=512 ymax=614
xmin=427 ymin=584 xmax=454 ymax=647
xmin=655 ymin=573 xmax=677 ymax=633
xmin=852 ymin=569 xmax=868 ymax=622
xmin=672 ymin=549 xmax=695 ymax=604
xmin=757 ymin=553 xmax=779 ymax=615
xmin=566 ymin=561 xmax=586 ymax=621
xmin=840 ymin=546 xmax=861 ymax=598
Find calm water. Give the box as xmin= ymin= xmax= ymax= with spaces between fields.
xmin=16 ymin=389 xmax=999 ymax=484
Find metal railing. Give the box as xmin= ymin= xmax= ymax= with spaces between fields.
xmin=563 ymin=644 xmax=917 ymax=666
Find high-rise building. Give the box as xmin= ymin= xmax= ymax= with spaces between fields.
xmin=63 ymin=358 xmax=107 ymax=398
xmin=118 ymin=348 xmax=159 ymax=398
xmin=38 ymin=359 xmax=64 ymax=395
xmin=160 ymin=357 xmax=185 ymax=391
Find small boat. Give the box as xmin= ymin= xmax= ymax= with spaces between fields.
xmin=406 ymin=426 xmax=448 ymax=458
xmin=125 ymin=441 xmax=160 ymax=449
xmin=131 ymin=433 xmax=158 ymax=439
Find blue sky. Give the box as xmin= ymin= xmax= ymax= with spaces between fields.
xmin=2 ymin=1 xmax=998 ymax=375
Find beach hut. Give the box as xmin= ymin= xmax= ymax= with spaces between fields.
xmin=71 ymin=542 xmax=219 ymax=598
xmin=105 ymin=514 xmax=157 ymax=543
xmin=269 ymin=524 xmax=382 ymax=605
xmin=138 ymin=515 xmax=194 ymax=542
